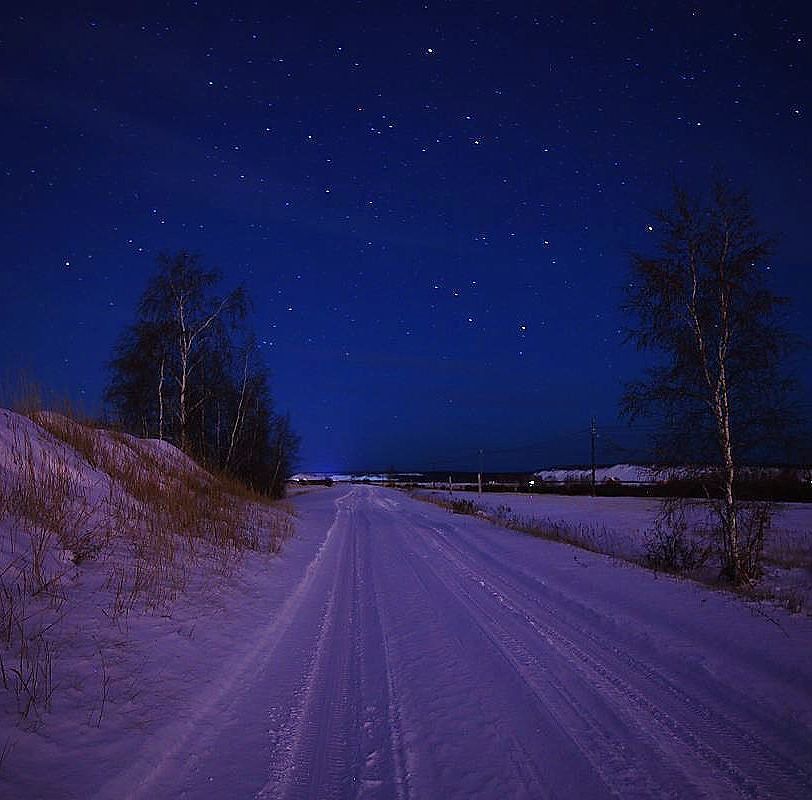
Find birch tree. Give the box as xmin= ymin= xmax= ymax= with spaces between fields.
xmin=139 ymin=251 xmax=246 ymax=451
xmin=107 ymin=251 xmax=299 ymax=494
xmin=623 ymin=183 xmax=796 ymax=584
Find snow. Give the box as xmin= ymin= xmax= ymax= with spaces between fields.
xmin=2 ymin=417 xmax=811 ymax=797
xmin=0 ymin=409 xmax=296 ymax=795
xmin=417 ymin=489 xmax=812 ymax=608
xmin=424 ymin=490 xmax=810 ymax=551
xmin=533 ymin=464 xmax=812 ymax=486
xmin=535 ymin=463 xmax=659 ymax=484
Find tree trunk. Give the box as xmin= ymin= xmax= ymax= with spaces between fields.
xmin=157 ymin=356 xmax=165 ymax=441
xmin=179 ymin=350 xmax=188 ymax=450
xmin=215 ymin=400 xmax=221 ymax=464
xmin=226 ymin=351 xmax=250 ymax=470
xmin=717 ymin=373 xmax=741 ymax=582
xmin=715 ymin=231 xmax=741 ymax=583
xmin=270 ymin=442 xmax=284 ymax=496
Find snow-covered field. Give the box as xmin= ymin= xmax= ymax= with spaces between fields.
xmin=2 ymin=415 xmax=812 ymax=797
xmin=418 ymin=489 xmax=812 ymax=607
xmin=421 ymin=489 xmax=812 ymax=557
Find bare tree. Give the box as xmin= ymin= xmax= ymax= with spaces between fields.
xmin=107 ymin=251 xmax=299 ymax=494
xmin=225 ymin=343 xmax=252 ymax=471
xmin=107 ymin=318 xmax=168 ymax=439
xmin=269 ymin=413 xmax=300 ymax=499
xmin=623 ymin=182 xmax=797 ymax=584
xmin=139 ymin=252 xmax=246 ymax=450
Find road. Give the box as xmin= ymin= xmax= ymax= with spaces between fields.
xmin=101 ymin=486 xmax=812 ymax=799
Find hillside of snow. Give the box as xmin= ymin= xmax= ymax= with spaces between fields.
xmin=0 ymin=408 xmax=295 ymax=786
xmin=534 ymin=463 xmax=659 ymax=484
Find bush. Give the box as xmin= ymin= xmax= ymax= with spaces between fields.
xmin=450 ymin=499 xmax=478 ymax=515
xmin=643 ymin=501 xmax=709 ymax=574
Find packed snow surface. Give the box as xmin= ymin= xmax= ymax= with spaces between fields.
xmin=4 ymin=483 xmax=812 ymax=798
xmin=418 ymin=489 xmax=812 ymax=607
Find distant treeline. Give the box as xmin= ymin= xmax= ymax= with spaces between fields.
xmin=348 ymin=470 xmax=812 ymax=502
xmin=524 ymin=475 xmax=812 ymax=503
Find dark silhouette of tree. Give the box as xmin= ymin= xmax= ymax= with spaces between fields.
xmin=106 ymin=251 xmax=298 ymax=496
xmin=269 ymin=413 xmax=300 ymax=499
xmin=106 ymin=319 xmax=166 ymax=439
xmin=623 ymin=182 xmax=798 ymax=584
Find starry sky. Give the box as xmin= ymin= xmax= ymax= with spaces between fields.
xmin=1 ymin=2 xmax=810 ymax=472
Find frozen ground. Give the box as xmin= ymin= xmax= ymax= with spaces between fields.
xmin=4 ymin=483 xmax=811 ymax=798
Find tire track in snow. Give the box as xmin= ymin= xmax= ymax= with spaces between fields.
xmin=91 ymin=485 xmax=811 ymax=799
xmin=403 ymin=504 xmax=812 ymax=799
xmin=354 ymin=498 xmax=410 ymax=800
xmin=429 ymin=508 xmax=811 ymax=762
xmin=438 ymin=529 xmax=797 ymax=798
xmin=416 ymin=536 xmax=718 ymax=798
xmin=263 ymin=487 xmax=411 ymax=800
xmin=385 ymin=509 xmax=650 ymax=798
xmin=367 ymin=493 xmax=577 ymax=799
xmin=258 ymin=490 xmax=362 ymax=800
xmin=92 ymin=488 xmax=355 ymax=800
xmin=435 ymin=517 xmax=812 ymax=797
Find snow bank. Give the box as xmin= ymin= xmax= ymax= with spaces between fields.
xmin=0 ymin=408 xmax=295 ymax=792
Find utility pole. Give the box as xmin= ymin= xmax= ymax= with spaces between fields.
xmin=448 ymin=474 xmax=453 ymax=494
xmin=590 ymin=417 xmax=597 ymax=497
xmin=478 ymin=448 xmax=483 ymax=495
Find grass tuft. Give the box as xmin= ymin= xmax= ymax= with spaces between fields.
xmin=0 ymin=406 xmax=296 ymax=730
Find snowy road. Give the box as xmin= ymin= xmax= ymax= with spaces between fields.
xmin=100 ymin=486 xmax=812 ymax=799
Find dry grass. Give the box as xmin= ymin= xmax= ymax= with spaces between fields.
xmin=417 ymin=493 xmax=611 ymax=555
xmin=92 ymin=435 xmax=294 ymax=617
xmin=268 ymin=503 xmax=295 ymax=554
xmin=763 ymin=528 xmax=812 ymax=570
xmin=4 ymin=415 xmax=105 ymax=575
xmin=0 ymin=563 xmax=57 ymax=729
xmin=0 ymin=406 xmax=297 ymax=725
xmin=31 ymin=410 xmax=101 ymax=470
xmin=0 ymin=629 xmax=55 ymax=724
xmin=415 ymin=491 xmax=811 ymax=617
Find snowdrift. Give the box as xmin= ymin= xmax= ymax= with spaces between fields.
xmin=0 ymin=408 xmax=294 ymax=782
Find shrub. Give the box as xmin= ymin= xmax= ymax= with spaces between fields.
xmin=643 ymin=501 xmax=709 ymax=574
xmin=450 ymin=499 xmax=478 ymax=515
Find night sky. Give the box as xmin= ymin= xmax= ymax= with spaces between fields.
xmin=2 ymin=2 xmax=810 ymax=472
